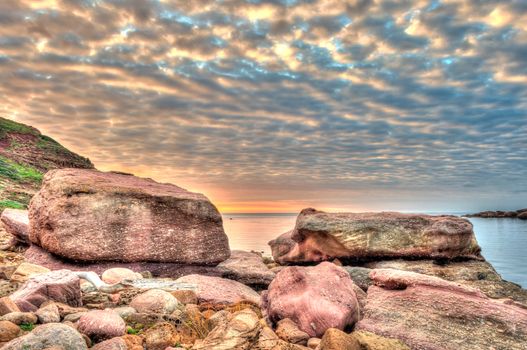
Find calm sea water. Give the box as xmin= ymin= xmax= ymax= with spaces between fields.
xmin=222 ymin=213 xmax=527 ymax=288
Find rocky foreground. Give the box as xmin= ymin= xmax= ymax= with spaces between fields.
xmin=0 ymin=169 xmax=526 ymax=350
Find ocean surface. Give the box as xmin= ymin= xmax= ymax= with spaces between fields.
xmin=222 ymin=213 xmax=527 ymax=288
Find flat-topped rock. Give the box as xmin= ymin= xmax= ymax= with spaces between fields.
xmin=29 ymin=168 xmax=230 ymax=264
xmin=176 ymin=274 xmax=261 ymax=306
xmin=1 ymin=209 xmax=29 ymax=244
xmin=271 ymin=208 xmax=481 ymax=264
xmin=364 ymin=259 xmax=527 ymax=305
xmin=356 ymin=269 xmax=527 ymax=350
xmin=216 ymin=250 xmax=275 ymax=288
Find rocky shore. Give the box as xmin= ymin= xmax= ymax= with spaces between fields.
xmin=0 ymin=168 xmax=526 ymax=349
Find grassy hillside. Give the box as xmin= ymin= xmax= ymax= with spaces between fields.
xmin=0 ymin=117 xmax=94 ymax=210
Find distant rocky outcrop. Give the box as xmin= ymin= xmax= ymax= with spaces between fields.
xmin=269 ymin=208 xmax=481 ymax=264
xmin=466 ymin=208 xmax=527 ymax=219
xmin=29 ymin=168 xmax=230 ymax=265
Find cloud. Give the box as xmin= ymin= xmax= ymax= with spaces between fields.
xmin=0 ymin=0 xmax=526 ymax=212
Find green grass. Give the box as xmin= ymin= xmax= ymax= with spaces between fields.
xmin=0 ymin=156 xmax=43 ymax=184
xmin=19 ymin=323 xmax=35 ymax=331
xmin=37 ymin=134 xmax=65 ymax=153
xmin=127 ymin=326 xmax=141 ymax=335
xmin=0 ymin=117 xmax=38 ymax=139
xmin=0 ymin=200 xmax=26 ymax=210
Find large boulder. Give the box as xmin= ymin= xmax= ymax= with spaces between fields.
xmin=176 ymin=274 xmax=261 ymax=305
xmin=28 ymin=168 xmax=230 ymax=264
xmin=271 ymin=209 xmax=481 ymax=264
xmin=24 ymin=244 xmax=222 ymax=277
xmin=1 ymin=209 xmax=29 ymax=244
xmin=216 ymin=250 xmax=276 ymax=287
xmin=262 ymin=262 xmax=360 ymax=338
xmin=356 ymin=269 xmax=527 ymax=350
xmin=10 ymin=269 xmax=82 ymax=312
xmin=1 ymin=322 xmax=88 ymax=350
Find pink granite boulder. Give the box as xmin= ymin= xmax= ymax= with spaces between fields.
xmin=1 ymin=208 xmax=29 ymax=244
xmin=10 ymin=269 xmax=82 ymax=312
xmin=176 ymin=274 xmax=261 ymax=306
xmin=262 ymin=262 xmax=360 ymax=338
xmin=271 ymin=208 xmax=481 ymax=264
xmin=356 ymin=269 xmax=527 ymax=350
xmin=77 ymin=310 xmax=126 ymax=341
xmin=28 ymin=168 xmax=230 ymax=264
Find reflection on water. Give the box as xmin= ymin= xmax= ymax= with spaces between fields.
xmin=222 ymin=214 xmax=296 ymax=255
xmin=469 ymin=218 xmax=527 ymax=288
xmin=222 ymin=214 xmax=527 ymax=288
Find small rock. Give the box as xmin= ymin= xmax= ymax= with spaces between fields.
xmin=206 ymin=310 xmax=231 ymax=330
xmin=276 ymin=318 xmax=310 ymax=345
xmin=307 ymin=337 xmax=321 ymax=349
xmin=170 ymin=289 xmax=198 ymax=304
xmin=1 ymin=322 xmax=88 ymax=350
xmin=101 ymin=268 xmax=142 ymax=285
xmin=342 ymin=266 xmax=373 ymax=291
xmin=121 ymin=334 xmax=143 ymax=350
xmin=64 ymin=311 xmax=87 ymax=323
xmin=130 ymin=289 xmax=179 ymax=314
xmin=0 ymin=264 xmax=18 ymax=280
xmin=9 ymin=263 xmax=50 ymax=283
xmin=77 ymin=310 xmax=126 ymax=342
xmin=0 ymin=320 xmax=20 ymax=342
xmin=176 ymin=274 xmax=261 ymax=305
xmin=193 ymin=309 xmax=261 ymax=350
xmin=317 ymin=328 xmax=355 ymax=350
xmin=0 ymin=297 xmax=20 ymax=316
xmin=36 ymin=302 xmax=61 ymax=323
xmin=55 ymin=303 xmax=89 ymax=318
xmin=144 ymin=322 xmax=180 ymax=350
xmin=256 ymin=325 xmax=280 ymax=349
xmin=1 ymin=209 xmax=29 ymax=244
xmin=10 ymin=269 xmax=82 ymax=312
xmin=1 ymin=312 xmax=37 ymax=325
xmin=91 ymin=337 xmax=127 ymax=350
xmin=349 ymin=331 xmax=410 ymax=350
xmin=216 ymin=250 xmax=276 ymax=287
xmin=112 ymin=306 xmax=137 ymax=319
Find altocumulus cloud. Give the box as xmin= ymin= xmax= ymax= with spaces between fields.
xmin=0 ymin=0 xmax=526 ymax=212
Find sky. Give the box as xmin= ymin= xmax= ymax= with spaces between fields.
xmin=0 ymin=0 xmax=526 ymax=213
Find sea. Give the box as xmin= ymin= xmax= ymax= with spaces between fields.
xmin=222 ymin=212 xmax=527 ymax=288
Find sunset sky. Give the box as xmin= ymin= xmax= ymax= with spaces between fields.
xmin=1 ymin=0 xmax=526 ymax=213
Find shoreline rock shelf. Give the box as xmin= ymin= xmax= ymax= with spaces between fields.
xmin=1 ymin=180 xmax=526 ymax=349
xmin=270 ymin=208 xmax=481 ymax=264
